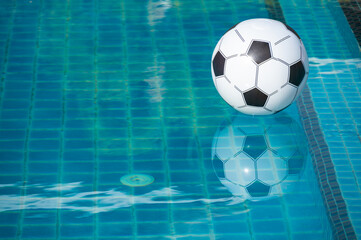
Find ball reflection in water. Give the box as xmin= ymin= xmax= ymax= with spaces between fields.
xmin=212 ymin=113 xmax=307 ymax=200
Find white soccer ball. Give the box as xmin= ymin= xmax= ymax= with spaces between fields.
xmin=212 ymin=113 xmax=307 ymax=200
xmin=211 ymin=18 xmax=309 ymax=115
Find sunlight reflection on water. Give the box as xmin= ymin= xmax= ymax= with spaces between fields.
xmin=0 ymin=182 xmax=236 ymax=214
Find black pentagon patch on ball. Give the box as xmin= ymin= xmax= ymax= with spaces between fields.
xmin=243 ymin=135 xmax=267 ymax=160
xmin=284 ymin=23 xmax=301 ymax=39
xmin=213 ymin=51 xmax=225 ymax=77
xmin=247 ymin=41 xmax=271 ymax=64
xmin=213 ymin=155 xmax=226 ymax=179
xmin=243 ymin=88 xmax=268 ymax=107
xmin=246 ymin=180 xmax=270 ymax=197
xmin=289 ymin=61 xmax=305 ymax=87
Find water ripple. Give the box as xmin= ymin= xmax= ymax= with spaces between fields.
xmin=0 ymin=182 xmax=236 ymax=214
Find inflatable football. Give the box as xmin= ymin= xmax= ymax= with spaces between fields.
xmin=211 ymin=18 xmax=309 ymax=115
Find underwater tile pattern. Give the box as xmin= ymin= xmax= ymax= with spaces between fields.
xmin=265 ymin=0 xmax=357 ymax=238
xmin=328 ymin=0 xmax=361 ymax=58
xmin=280 ymin=0 xmax=361 ymax=238
xmin=297 ymin=87 xmax=356 ymax=240
xmin=0 ymin=0 xmax=359 ymax=239
xmin=337 ymin=0 xmax=361 ymax=49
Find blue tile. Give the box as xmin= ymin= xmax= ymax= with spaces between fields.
xmin=29 ymin=140 xmax=60 ymax=150
xmin=0 ymin=130 xmax=26 ymax=140
xmin=137 ymin=222 xmax=170 ymax=236
xmin=28 ymin=162 xmax=58 ymax=174
xmin=21 ymin=225 xmax=56 ymax=238
xmin=63 ymin=150 xmax=94 ymax=161
xmin=60 ymin=225 xmax=94 ymax=238
xmin=136 ymin=210 xmax=168 ymax=222
xmin=1 ymin=109 xmax=29 ymax=120
xmin=65 ymin=129 xmax=94 ymax=139
xmin=99 ymin=223 xmax=133 ymax=237
xmin=170 ymin=172 xmax=202 ymax=183
xmin=254 ymin=234 xmax=288 ymax=240
xmin=0 ymin=227 xmax=17 ymax=238
xmin=173 ymin=208 xmax=208 ymax=222
xmin=0 ymin=163 xmax=22 ymax=174
xmin=99 ymin=210 xmax=132 ymax=223
xmin=32 ymin=120 xmax=62 ymax=129
xmin=214 ymin=221 xmax=249 ymax=234
xmin=2 ymin=100 xmax=30 ymax=109
xmin=65 ymin=140 xmax=94 ymax=149
xmin=23 ymin=211 xmax=57 ymax=225
xmin=61 ymin=211 xmax=94 ymax=224
xmin=30 ymin=130 xmax=60 ymax=139
xmin=252 ymin=220 xmax=286 ymax=233
xmin=29 ymin=151 xmax=59 ymax=161
xmin=34 ymin=100 xmax=62 ymax=109
xmin=174 ymin=222 xmax=210 ymax=234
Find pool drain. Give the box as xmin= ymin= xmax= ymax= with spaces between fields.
xmin=120 ymin=174 xmax=154 ymax=187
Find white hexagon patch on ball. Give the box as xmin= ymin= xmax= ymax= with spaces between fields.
xmin=211 ymin=18 xmax=309 ymax=115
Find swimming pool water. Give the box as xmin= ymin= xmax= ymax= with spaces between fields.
xmin=0 ymin=0 xmax=360 ymax=239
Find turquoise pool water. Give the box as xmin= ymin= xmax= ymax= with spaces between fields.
xmin=0 ymin=0 xmax=360 ymax=239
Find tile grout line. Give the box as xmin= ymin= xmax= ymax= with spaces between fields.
xmin=16 ymin=0 xmax=43 ymax=238
xmin=93 ymin=0 xmax=100 ymax=238
xmin=147 ymin=11 xmax=176 ymax=240
xmin=119 ymin=1 xmax=138 ymax=238
xmin=178 ymin=1 xmax=216 ymax=239
xmin=55 ymin=0 xmax=71 ymax=238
